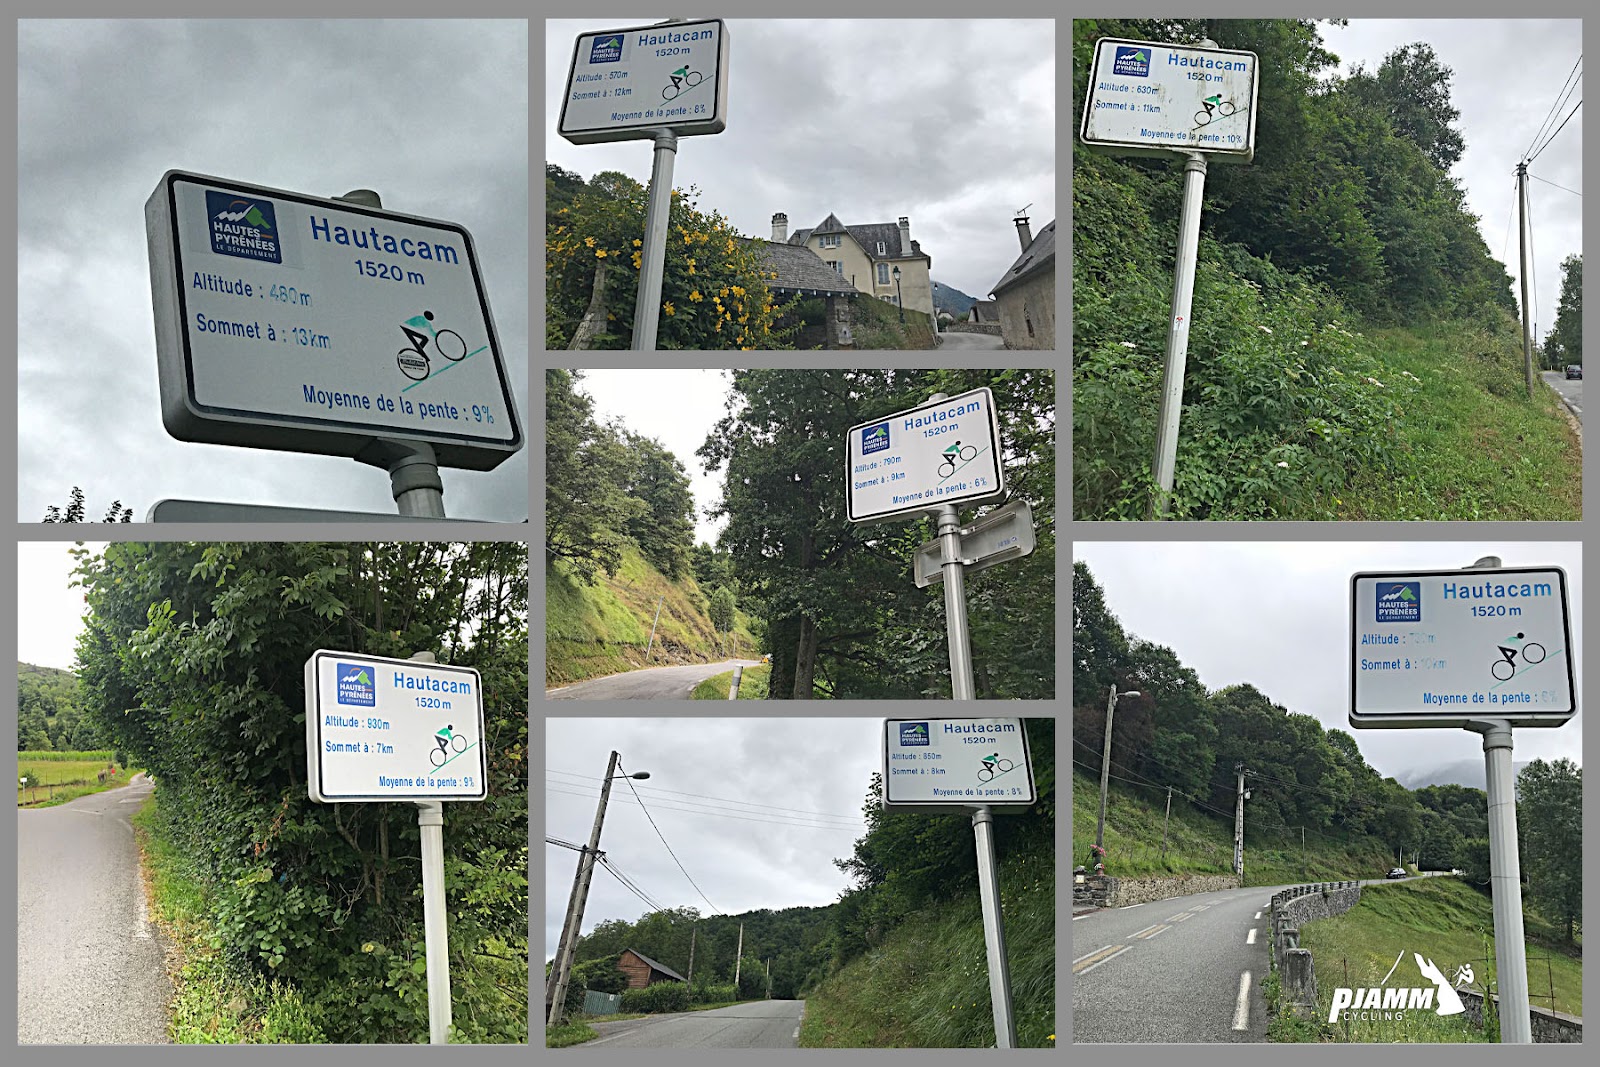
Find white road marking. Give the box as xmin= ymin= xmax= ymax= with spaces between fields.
xmin=1074 ymin=945 xmax=1113 ymax=965
xmin=1072 ymin=912 xmax=1094 ymax=920
xmin=1130 ymin=924 xmax=1162 ymax=939
xmin=1073 ymin=945 xmax=1132 ymax=976
xmin=1246 ymin=928 xmax=1257 ymax=944
xmin=1232 ymin=971 xmax=1252 ymax=1031
xmin=1119 ymin=902 xmax=1146 ymax=909
xmin=1254 ymin=911 xmax=1261 ymax=919
xmin=546 ymin=686 xmax=570 ymax=694
xmin=793 ymin=1027 xmax=800 ymax=1039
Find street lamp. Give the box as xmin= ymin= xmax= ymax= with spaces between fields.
xmin=547 ymin=754 xmax=651 ymax=1025
xmin=892 ymin=265 xmax=905 ymax=323
xmin=1095 ymin=687 xmax=1142 ymax=851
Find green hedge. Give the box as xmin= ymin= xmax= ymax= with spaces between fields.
xmin=621 ymin=982 xmax=691 ymax=1014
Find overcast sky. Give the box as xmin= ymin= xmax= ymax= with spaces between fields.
xmin=17 ymin=20 xmax=530 ymax=523
xmin=544 ymin=717 xmax=882 ymax=962
xmin=1074 ymin=542 xmax=1584 ymax=784
xmin=15 ymin=543 xmax=97 ymax=671
xmin=1322 ymin=19 xmax=1581 ymax=342
xmin=545 ymin=18 xmax=1056 ymax=300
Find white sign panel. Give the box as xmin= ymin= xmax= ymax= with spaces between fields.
xmin=559 ymin=19 xmax=730 ymax=144
xmin=146 ymin=171 xmax=523 ymax=470
xmin=1349 ymin=568 xmax=1576 ymax=728
xmin=305 ymin=650 xmax=488 ymax=803
xmin=913 ymin=500 xmax=1036 ymax=588
xmin=1080 ymin=38 xmax=1259 ymax=161
xmin=847 ymin=388 xmax=1005 ymax=523
xmin=882 ymin=718 xmax=1036 ymax=813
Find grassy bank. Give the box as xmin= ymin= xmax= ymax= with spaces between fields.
xmin=1071 ymin=771 xmax=1391 ymax=886
xmin=690 ymin=664 xmax=771 ymax=699
xmin=546 ymin=545 xmax=757 ymax=686
xmin=798 ymin=849 xmax=1054 ymax=1047
xmin=1270 ymin=877 xmax=1582 ymax=1042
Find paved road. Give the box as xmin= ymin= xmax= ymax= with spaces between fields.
xmin=17 ymin=775 xmax=171 ymax=1044
xmin=1073 ymin=877 xmax=1421 ymax=1042
xmin=567 ymin=999 xmax=805 ymax=1049
xmin=546 ymin=659 xmax=761 ymax=700
xmin=1541 ymin=370 xmax=1582 ymax=424
xmin=937 ymin=330 xmax=1006 ymax=350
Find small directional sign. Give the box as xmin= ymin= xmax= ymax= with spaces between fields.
xmin=913 ymin=500 xmax=1036 ymax=588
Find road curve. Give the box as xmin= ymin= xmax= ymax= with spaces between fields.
xmin=546 ymin=659 xmax=761 ymax=701
xmin=937 ymin=330 xmax=1007 ymax=351
xmin=564 ymin=999 xmax=805 ymax=1049
xmin=17 ymin=774 xmax=171 ymax=1044
xmin=1540 ymin=369 xmax=1582 ymax=425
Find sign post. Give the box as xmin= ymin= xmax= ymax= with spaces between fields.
xmin=144 ymin=171 xmax=523 ymax=517
xmin=1080 ymin=37 xmax=1259 ymax=518
xmin=883 ymin=719 xmax=1035 ymax=1047
xmin=559 ymin=18 xmax=731 ymax=350
xmin=305 ymin=649 xmax=488 ymax=1044
xmin=1349 ymin=559 xmax=1576 ymax=1043
xmin=847 ymin=389 xmax=1008 ymax=699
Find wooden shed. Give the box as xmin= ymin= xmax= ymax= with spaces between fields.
xmin=617 ymin=948 xmax=688 ymax=990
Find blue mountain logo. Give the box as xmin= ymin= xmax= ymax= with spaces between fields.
xmin=899 ymin=722 xmax=930 ymax=747
xmin=205 ymin=190 xmax=281 ymax=264
xmin=1375 ymin=582 xmax=1422 ymax=622
xmin=1112 ymin=46 xmax=1151 ymax=77
xmin=862 ymin=422 xmax=891 ymax=455
xmin=336 ymin=663 xmax=376 ymax=706
xmin=590 ymin=34 xmax=624 ymax=63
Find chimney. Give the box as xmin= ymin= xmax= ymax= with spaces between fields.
xmin=771 ymin=212 xmax=788 ymax=243
xmin=898 ymin=216 xmax=911 ymax=255
xmin=1014 ymin=214 xmax=1033 ymax=252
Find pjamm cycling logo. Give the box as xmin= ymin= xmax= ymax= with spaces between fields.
xmin=205 ymin=191 xmax=281 ymax=264
xmin=1375 ymin=581 xmax=1422 ymax=622
xmin=336 ymin=663 xmax=376 ymax=707
xmin=899 ymin=722 xmax=930 ymax=747
xmin=589 ymin=34 xmax=623 ymax=63
xmin=861 ymin=422 xmax=891 ymax=455
xmin=1112 ymin=45 xmax=1151 ymax=77
xmin=1328 ymin=950 xmax=1468 ymax=1023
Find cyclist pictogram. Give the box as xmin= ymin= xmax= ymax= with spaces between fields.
xmin=663 ymin=65 xmax=704 ymax=101
xmin=429 ymin=723 xmax=468 ymax=768
xmin=1193 ymin=94 xmax=1238 ymax=127
xmin=1490 ymin=632 xmax=1545 ymax=681
xmin=396 ymin=310 xmax=467 ymax=381
xmin=937 ymin=440 xmax=979 ymax=479
xmin=977 ymin=752 xmax=1015 ymax=783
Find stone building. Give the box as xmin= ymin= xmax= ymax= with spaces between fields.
xmin=771 ymin=211 xmax=934 ymax=317
xmin=988 ymin=215 xmax=1055 ymax=350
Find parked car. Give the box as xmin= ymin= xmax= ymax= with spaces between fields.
xmin=1566 ymin=364 xmax=1582 ymax=379
xmin=1386 ymin=867 xmax=1407 ymax=879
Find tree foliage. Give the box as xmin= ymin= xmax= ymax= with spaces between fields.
xmin=1517 ymin=758 xmax=1582 ymax=942
xmin=73 ymin=542 xmax=529 ymax=1042
xmin=1544 ymin=254 xmax=1582 ymax=367
xmin=42 ymin=486 xmax=132 ymax=522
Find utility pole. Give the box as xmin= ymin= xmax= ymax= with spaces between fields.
xmin=687 ymin=923 xmax=696 ymax=987
xmin=734 ymin=922 xmax=744 ymax=989
xmin=644 ymin=595 xmax=666 ymax=661
xmin=1301 ymin=826 xmax=1307 ymax=880
xmin=765 ymin=958 xmax=771 ymax=999
xmin=1160 ymin=785 xmax=1173 ymax=859
xmin=1233 ymin=764 xmax=1246 ymax=879
xmin=1516 ymin=160 xmax=1534 ymax=398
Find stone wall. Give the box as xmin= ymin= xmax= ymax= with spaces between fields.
xmin=995 ymin=267 xmax=1056 ymax=349
xmin=942 ymin=322 xmax=1003 ymax=336
xmin=1268 ymin=882 xmax=1362 ymax=971
xmin=1455 ymin=989 xmax=1583 ymax=1043
xmin=1091 ymin=873 xmax=1241 ymax=908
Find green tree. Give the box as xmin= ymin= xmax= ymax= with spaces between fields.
xmin=545 ymin=369 xmax=644 ymax=583
xmin=1517 ymin=758 xmax=1582 ymax=942
xmin=1544 ymin=254 xmax=1582 ymax=366
xmin=708 ymin=586 xmax=737 ymax=635
xmin=1343 ymin=43 xmax=1465 ymax=171
xmin=621 ymin=432 xmax=696 ymax=580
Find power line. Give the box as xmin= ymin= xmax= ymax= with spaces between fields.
xmin=1528 ymin=173 xmax=1582 ymax=198
xmin=546 ymin=768 xmax=865 ymax=822
xmin=544 ymin=786 xmax=863 ymax=833
xmin=1529 ymin=99 xmax=1582 ymax=162
xmin=619 ymin=759 xmax=724 ymax=915
xmin=1522 ymin=55 xmax=1582 ymax=161
xmin=597 ymin=855 xmax=663 ymax=912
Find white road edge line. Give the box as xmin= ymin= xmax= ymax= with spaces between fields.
xmin=1119 ymin=902 xmax=1146 ymax=909
xmin=1072 ymin=912 xmax=1093 ymax=920
xmin=546 ymin=686 xmax=570 ymax=694
xmin=793 ymin=1027 xmax=800 ymax=1039
xmin=1254 ymin=911 xmax=1261 ymax=919
xmin=1232 ymin=971 xmax=1252 ymax=1031
xmin=1074 ymin=945 xmax=1132 ymax=976
xmin=1246 ymin=928 xmax=1257 ymax=944
xmin=1144 ymin=925 xmax=1170 ymax=939
xmin=1074 ymin=945 xmax=1113 ymax=965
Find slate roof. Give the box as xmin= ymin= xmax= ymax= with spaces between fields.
xmin=625 ymin=948 xmax=687 ymax=983
xmin=972 ymin=299 xmax=1000 ymax=322
xmin=788 ymin=214 xmax=929 ymax=261
xmin=752 ymin=240 xmax=860 ymax=296
xmin=990 ymin=219 xmax=1056 ymax=297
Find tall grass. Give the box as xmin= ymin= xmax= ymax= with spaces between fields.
xmin=17 ymin=749 xmax=115 ymax=761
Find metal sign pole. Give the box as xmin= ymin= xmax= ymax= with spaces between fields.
xmin=407 ymin=650 xmax=451 ymax=1043
xmin=1150 ymin=151 xmax=1208 ymax=518
xmin=971 ymin=806 xmax=1017 ymax=1047
xmin=925 ymin=392 xmax=977 ymax=700
xmin=630 ymin=130 xmax=679 ymax=350
xmin=338 ymin=190 xmax=447 ymax=517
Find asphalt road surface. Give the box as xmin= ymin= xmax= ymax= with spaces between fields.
xmin=546 ymin=659 xmax=761 ymax=700
xmin=1541 ymin=370 xmax=1582 ymax=424
xmin=1073 ymin=876 xmax=1422 ymax=1042
xmin=567 ymin=999 xmax=805 ymax=1049
xmin=937 ymin=330 xmax=1006 ymax=350
xmin=17 ymin=774 xmax=171 ymax=1044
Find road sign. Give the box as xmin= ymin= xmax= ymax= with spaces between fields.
xmin=304 ymin=650 xmax=488 ymax=803
xmin=882 ymin=718 xmax=1036 ymax=813
xmin=145 ymin=171 xmax=523 ymax=470
xmin=913 ymin=500 xmax=1035 ymax=588
xmin=1349 ymin=567 xmax=1576 ymax=728
xmin=847 ymin=388 xmax=1005 ymax=523
xmin=1080 ymin=38 xmax=1259 ymax=162
xmin=559 ymin=19 xmax=730 ymax=144
xmin=146 ymin=499 xmax=497 ymax=523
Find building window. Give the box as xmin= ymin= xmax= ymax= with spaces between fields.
xmin=876 ymin=263 xmax=889 ymax=286
xmin=828 ymin=260 xmax=842 ymax=275
xmin=820 ymin=234 xmax=840 ymax=249
xmin=877 ymin=241 xmax=886 ymax=255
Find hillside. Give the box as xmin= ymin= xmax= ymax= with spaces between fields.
xmin=932 ymin=280 xmax=978 ymax=317
xmin=546 ymin=544 xmax=757 ymax=686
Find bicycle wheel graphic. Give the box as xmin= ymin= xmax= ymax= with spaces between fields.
xmin=938 ymin=458 xmax=956 ymax=478
xmin=451 ymin=733 xmax=467 ymax=753
xmin=959 ymin=444 xmax=978 ymax=462
xmin=430 ymin=746 xmax=446 ymax=767
xmin=686 ymin=70 xmax=703 ymax=87
xmin=663 ymin=84 xmax=681 ymax=102
xmin=1523 ymin=642 xmax=1546 ymax=664
xmin=978 ymin=765 xmax=995 ymax=783
xmin=1219 ymin=101 xmax=1237 ymax=116
xmin=398 ymin=349 xmax=430 ymax=381
xmin=996 ymin=758 xmax=1014 ymax=773
xmin=1194 ymin=110 xmax=1212 ymax=126
xmin=435 ymin=329 xmax=467 ymax=362
xmin=1491 ymin=658 xmax=1515 ymax=681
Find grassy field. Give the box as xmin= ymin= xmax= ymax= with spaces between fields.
xmin=798 ymin=848 xmax=1054 ymax=1048
xmin=546 ymin=545 xmax=758 ymax=686
xmin=690 ymin=664 xmax=771 ymax=700
xmin=1271 ymin=877 xmax=1582 ymax=1043
xmin=16 ymin=752 xmax=136 ymax=807
xmin=1070 ymin=771 xmax=1394 ymax=886
xmin=1338 ymin=325 xmax=1582 ymax=520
